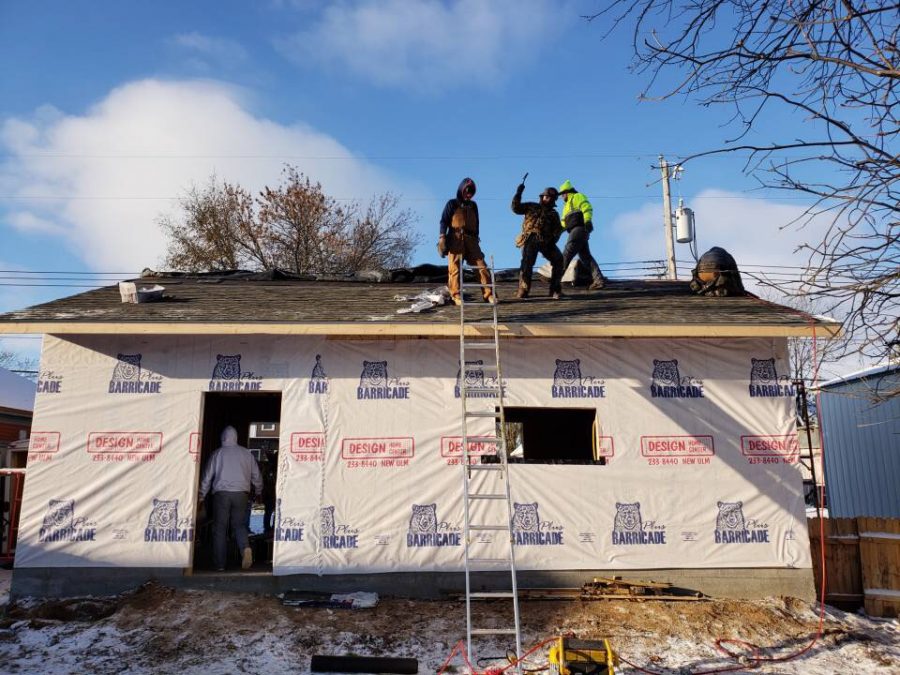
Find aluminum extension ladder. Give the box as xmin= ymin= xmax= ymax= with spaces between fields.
xmin=457 ymin=259 xmax=523 ymax=673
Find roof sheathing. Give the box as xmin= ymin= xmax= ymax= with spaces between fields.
xmin=0 ymin=278 xmax=840 ymax=338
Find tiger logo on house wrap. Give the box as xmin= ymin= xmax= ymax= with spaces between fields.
xmin=613 ymin=502 xmax=642 ymax=535
xmin=455 ymin=359 xmax=496 ymax=398
xmin=512 ymin=502 xmax=564 ymax=546
xmin=273 ymin=498 xmax=305 ymax=542
xmin=208 ymin=353 xmax=262 ymax=391
xmin=512 ymin=502 xmax=540 ymax=533
xmin=212 ymin=354 xmax=241 ymax=381
xmin=39 ymin=499 xmax=97 ymax=542
xmin=357 ymin=359 xmax=410 ymax=400
xmin=554 ymin=359 xmax=582 ymax=386
xmin=113 ymin=354 xmax=141 ymax=381
xmin=409 ymin=504 xmax=437 ymax=534
xmin=42 ymin=499 xmax=74 ymax=532
xmin=109 ymin=353 xmax=161 ymax=394
xmin=714 ymin=501 xmax=769 ymax=544
xmin=551 ymin=358 xmax=606 ymax=398
xmin=147 ymin=499 xmax=178 ymax=529
xmin=748 ymin=357 xmax=795 ymax=397
xmin=320 ymin=506 xmax=336 ymax=537
xmin=406 ymin=503 xmax=460 ymax=547
xmin=144 ymin=498 xmax=192 ymax=542
xmin=612 ymin=502 xmax=666 ymax=545
xmin=650 ymin=358 xmax=703 ymax=398
xmin=320 ymin=505 xmax=359 ymax=549
xmin=309 ymin=354 xmax=328 ymax=394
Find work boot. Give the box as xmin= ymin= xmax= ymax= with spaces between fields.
xmin=515 ymin=288 xmax=529 ymax=300
xmin=589 ymin=279 xmax=606 ymax=290
xmin=452 ymin=295 xmax=462 ymax=306
xmin=242 ymin=546 xmax=253 ymax=570
xmin=550 ymin=291 xmax=562 ymax=300
xmin=484 ymin=294 xmax=497 ymax=305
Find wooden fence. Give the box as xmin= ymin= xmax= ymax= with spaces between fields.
xmin=808 ymin=517 xmax=900 ymax=617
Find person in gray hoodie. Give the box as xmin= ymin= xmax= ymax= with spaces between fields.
xmin=199 ymin=426 xmax=262 ymax=571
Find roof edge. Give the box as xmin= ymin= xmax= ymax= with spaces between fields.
xmin=0 ymin=320 xmax=841 ymax=339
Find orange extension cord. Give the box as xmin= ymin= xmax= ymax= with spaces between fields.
xmin=439 ymin=325 xmax=830 ymax=674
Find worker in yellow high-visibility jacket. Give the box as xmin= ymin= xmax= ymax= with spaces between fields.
xmin=558 ymin=180 xmax=606 ymax=290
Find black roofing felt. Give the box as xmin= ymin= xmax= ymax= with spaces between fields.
xmin=0 ymin=270 xmax=823 ymax=328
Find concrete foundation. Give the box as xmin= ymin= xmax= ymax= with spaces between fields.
xmin=9 ymin=566 xmax=815 ymax=602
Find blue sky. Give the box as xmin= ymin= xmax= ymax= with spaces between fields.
xmin=0 ymin=1 xmax=839 ymax=366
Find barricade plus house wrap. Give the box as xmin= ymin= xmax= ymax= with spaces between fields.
xmin=0 ymin=271 xmax=840 ymax=598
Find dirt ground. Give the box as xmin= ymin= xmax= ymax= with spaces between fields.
xmin=0 ymin=579 xmax=897 ymax=674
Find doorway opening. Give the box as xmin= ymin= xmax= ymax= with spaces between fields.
xmin=194 ymin=391 xmax=282 ymax=573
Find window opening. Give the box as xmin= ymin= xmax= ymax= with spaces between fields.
xmin=498 ymin=407 xmax=605 ymax=465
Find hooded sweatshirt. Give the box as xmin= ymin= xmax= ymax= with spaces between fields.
xmin=439 ymin=178 xmax=479 ymax=237
xmin=199 ymin=426 xmax=263 ymax=498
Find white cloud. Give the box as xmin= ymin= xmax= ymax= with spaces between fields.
xmin=0 ymin=79 xmax=427 ymax=271
xmin=171 ymin=32 xmax=249 ymax=71
xmin=275 ymin=0 xmax=565 ymax=90
xmin=7 ymin=211 xmax=65 ymax=235
xmin=608 ymin=189 xmax=830 ymax=292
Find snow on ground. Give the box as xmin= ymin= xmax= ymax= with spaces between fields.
xmin=0 ymin=582 xmax=897 ymax=674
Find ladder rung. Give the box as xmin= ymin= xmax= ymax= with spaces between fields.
xmin=465 ymin=363 xmax=498 ymax=370
xmin=465 ymin=322 xmax=497 ymax=328
xmin=460 ymin=386 xmax=501 ymax=394
xmin=469 ymin=557 xmax=509 ymax=564
xmin=471 ymin=628 xmax=518 ymax=635
xmin=465 ymin=410 xmax=500 ymax=418
xmin=463 ymin=342 xmax=497 ymax=350
xmin=469 ymin=524 xmax=509 ymax=531
xmin=470 ymin=591 xmax=515 ymax=598
xmin=467 ymin=493 xmax=507 ymax=500
xmin=469 ymin=464 xmax=504 ymax=471
xmin=463 ymin=436 xmax=502 ymax=444
xmin=460 ymin=282 xmax=493 ymax=288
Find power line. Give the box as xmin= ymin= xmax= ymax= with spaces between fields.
xmin=0 ymin=193 xmax=822 ymax=202
xmin=0 ymin=152 xmax=667 ymax=160
xmin=0 ymin=270 xmax=138 ymax=275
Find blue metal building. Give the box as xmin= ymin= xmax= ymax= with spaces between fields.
xmin=818 ymin=364 xmax=900 ymax=518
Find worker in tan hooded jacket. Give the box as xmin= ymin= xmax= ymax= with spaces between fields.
xmin=437 ymin=177 xmax=495 ymax=305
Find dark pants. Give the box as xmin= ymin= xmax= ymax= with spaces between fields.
xmin=212 ymin=491 xmax=249 ymax=570
xmin=519 ymin=236 xmax=563 ymax=295
xmin=562 ymin=226 xmax=604 ymax=284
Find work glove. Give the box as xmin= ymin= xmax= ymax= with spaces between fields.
xmin=437 ymin=234 xmax=448 ymax=258
xmin=585 ymin=220 xmax=594 ymax=233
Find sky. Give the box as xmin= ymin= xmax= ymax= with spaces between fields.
xmin=0 ymin=0 xmax=858 ymax=374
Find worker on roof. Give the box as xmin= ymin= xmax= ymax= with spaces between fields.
xmin=511 ymin=182 xmax=564 ymax=299
xmin=558 ymin=180 xmax=606 ymax=290
xmin=199 ymin=426 xmax=263 ymax=572
xmin=438 ymin=177 xmax=496 ymax=306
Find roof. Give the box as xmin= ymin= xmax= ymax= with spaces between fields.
xmin=819 ymin=363 xmax=900 ymax=390
xmin=0 ymin=271 xmax=840 ymax=339
xmin=0 ymin=366 xmax=35 ymax=413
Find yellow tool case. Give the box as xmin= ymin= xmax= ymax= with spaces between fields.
xmin=548 ymin=636 xmax=618 ymax=675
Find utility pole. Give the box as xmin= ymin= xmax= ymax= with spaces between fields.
xmin=659 ymin=155 xmax=677 ymax=280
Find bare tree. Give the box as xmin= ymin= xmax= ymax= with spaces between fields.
xmin=594 ymin=2 xmax=899 ymax=370
xmin=0 ymin=350 xmax=38 ymax=379
xmin=159 ymin=176 xmax=259 ymax=272
xmin=160 ymin=167 xmax=420 ymax=274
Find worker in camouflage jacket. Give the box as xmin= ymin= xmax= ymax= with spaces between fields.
xmin=558 ymin=179 xmax=606 ymax=290
xmin=511 ymin=182 xmax=564 ymax=299
xmin=438 ymin=177 xmax=495 ymax=305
